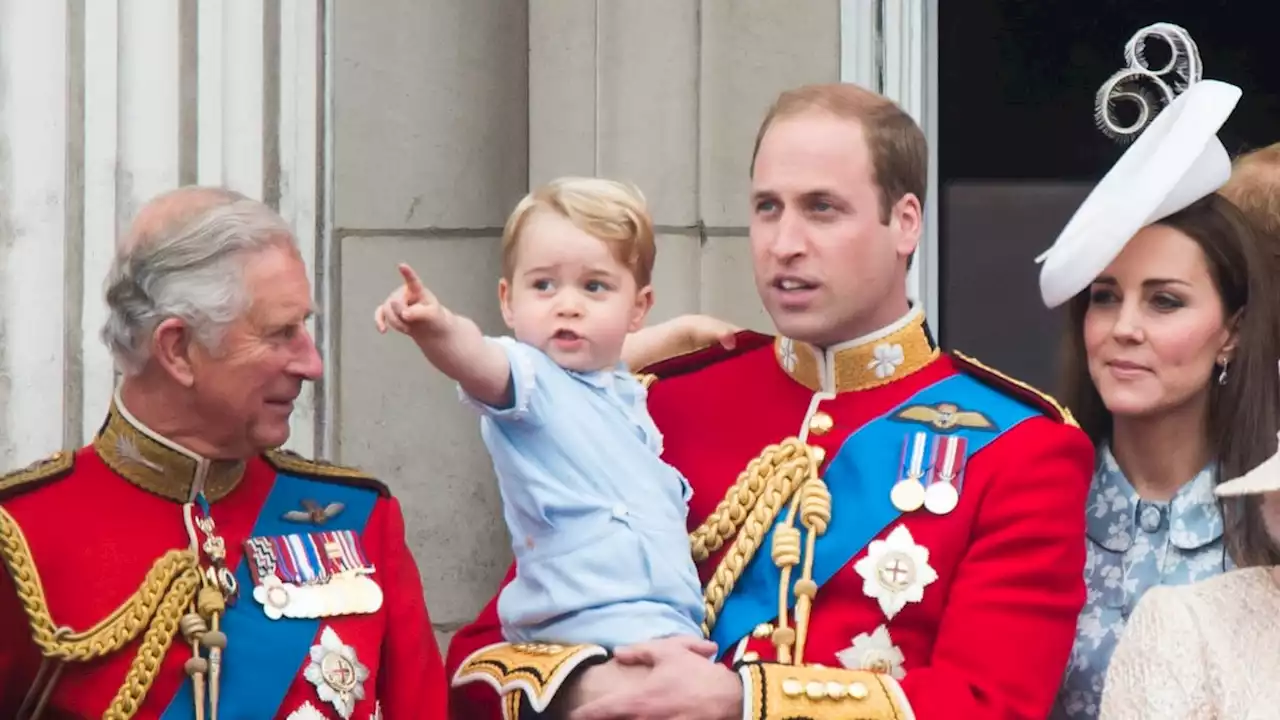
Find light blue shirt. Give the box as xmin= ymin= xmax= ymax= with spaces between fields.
xmin=1052 ymin=444 xmax=1232 ymax=720
xmin=461 ymin=336 xmax=705 ymax=648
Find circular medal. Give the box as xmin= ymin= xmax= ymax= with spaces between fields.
xmin=890 ymin=478 xmax=925 ymax=512
xmin=924 ymin=481 xmax=959 ymax=515
xmin=320 ymin=650 xmax=359 ymax=693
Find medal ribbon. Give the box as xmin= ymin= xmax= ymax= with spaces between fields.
xmin=160 ymin=474 xmax=380 ymax=719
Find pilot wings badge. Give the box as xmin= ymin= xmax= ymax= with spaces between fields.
xmin=892 ymin=402 xmax=997 ymax=434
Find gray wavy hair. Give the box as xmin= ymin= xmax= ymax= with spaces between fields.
xmin=102 ymin=188 xmax=298 ymax=375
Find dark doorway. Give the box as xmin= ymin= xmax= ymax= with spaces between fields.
xmin=938 ymin=0 xmax=1278 ymax=392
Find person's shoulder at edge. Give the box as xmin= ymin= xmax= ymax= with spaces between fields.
xmin=0 ymin=449 xmax=78 ymax=504
xmin=948 ymin=349 xmax=1081 ymax=430
xmin=634 ymin=329 xmax=776 ymax=387
xmin=262 ymin=448 xmax=391 ymax=498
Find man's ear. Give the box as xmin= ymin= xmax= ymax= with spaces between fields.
xmin=629 ymin=285 xmax=655 ymax=333
xmin=498 ymin=279 xmax=515 ymax=330
xmin=152 ymin=318 xmax=197 ymax=387
xmin=889 ymin=193 xmax=923 ymax=261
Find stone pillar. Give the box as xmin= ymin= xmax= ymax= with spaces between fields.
xmin=330 ymin=0 xmax=530 ymax=650
xmin=529 ymin=0 xmax=842 ymax=330
xmin=332 ymin=0 xmax=850 ymax=652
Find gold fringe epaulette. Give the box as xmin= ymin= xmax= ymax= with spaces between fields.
xmin=952 ymin=351 xmax=1079 ymax=429
xmin=264 ymin=449 xmax=389 ymax=497
xmin=634 ymin=372 xmax=658 ymax=390
xmin=0 ymin=450 xmax=75 ymax=502
xmin=0 ymin=507 xmax=201 ymax=717
xmin=452 ymin=641 xmax=609 ymax=719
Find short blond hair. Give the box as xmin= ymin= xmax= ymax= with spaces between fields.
xmin=500 ymin=177 xmax=656 ymax=287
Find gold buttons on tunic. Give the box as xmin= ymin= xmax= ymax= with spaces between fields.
xmin=808 ymin=412 xmax=834 ymax=435
xmin=810 ymin=445 xmax=827 ymax=466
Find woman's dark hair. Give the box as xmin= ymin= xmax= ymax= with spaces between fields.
xmin=1057 ymin=193 xmax=1280 ymax=567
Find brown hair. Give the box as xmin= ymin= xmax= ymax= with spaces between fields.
xmin=500 ymin=177 xmax=656 ymax=287
xmin=1219 ymin=143 xmax=1280 ymax=311
xmin=750 ymin=83 xmax=928 ymax=223
xmin=1058 ymin=194 xmax=1280 ymax=567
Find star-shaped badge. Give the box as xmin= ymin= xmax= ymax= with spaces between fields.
xmin=835 ymin=624 xmax=907 ymax=679
xmin=853 ymin=524 xmax=938 ymax=620
xmin=304 ymin=627 xmax=370 ymax=719
xmin=286 ymin=702 xmax=328 ymax=720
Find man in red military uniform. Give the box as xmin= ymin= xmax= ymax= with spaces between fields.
xmin=447 ymin=82 xmax=1095 ymax=720
xmin=0 ymin=187 xmax=449 ymax=719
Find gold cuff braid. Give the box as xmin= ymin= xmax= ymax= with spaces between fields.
xmin=741 ymin=662 xmax=914 ymax=720
xmin=451 ymin=641 xmax=609 ymax=719
xmin=0 ymin=507 xmax=201 ymax=719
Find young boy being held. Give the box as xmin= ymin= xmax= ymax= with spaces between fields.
xmin=374 ymin=177 xmax=732 ymax=651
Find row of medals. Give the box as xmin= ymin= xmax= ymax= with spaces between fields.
xmin=890 ymin=473 xmax=958 ymax=515
xmin=252 ymin=541 xmax=385 ymax=620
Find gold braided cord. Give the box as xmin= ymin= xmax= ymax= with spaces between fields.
xmin=789 ymin=478 xmax=832 ymax=665
xmin=771 ymin=489 xmax=805 ymax=664
xmin=104 ymin=566 xmax=202 ymax=720
xmin=0 ymin=507 xmax=199 ymax=662
xmin=0 ymin=507 xmax=202 ymax=719
xmin=953 ymin=350 xmax=1080 ymax=428
xmin=697 ymin=439 xmax=815 ymax=636
xmin=690 ymin=440 xmax=813 ymax=563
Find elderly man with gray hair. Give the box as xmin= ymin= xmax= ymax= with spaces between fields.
xmin=0 ymin=187 xmax=449 ymax=720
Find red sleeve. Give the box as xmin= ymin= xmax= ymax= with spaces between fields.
xmin=898 ymin=418 xmax=1093 ymax=719
xmin=0 ymin=562 xmax=41 ymax=715
xmin=377 ymin=496 xmax=451 ymax=719
xmin=445 ymin=564 xmax=516 ymax=720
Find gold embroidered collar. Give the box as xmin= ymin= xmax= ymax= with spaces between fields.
xmin=93 ymin=397 xmax=245 ymax=503
xmin=773 ymin=306 xmax=940 ymax=394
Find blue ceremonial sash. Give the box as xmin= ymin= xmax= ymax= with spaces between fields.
xmin=710 ymin=372 xmax=1039 ymax=656
xmin=161 ymin=473 xmax=379 ymax=718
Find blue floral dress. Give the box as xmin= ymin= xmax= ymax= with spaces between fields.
xmin=1050 ymin=444 xmax=1233 ymax=720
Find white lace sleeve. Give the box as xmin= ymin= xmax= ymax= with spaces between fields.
xmin=1099 ymin=584 xmax=1214 ymax=720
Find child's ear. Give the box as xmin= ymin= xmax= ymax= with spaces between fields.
xmin=498 ymin=279 xmax=515 ymax=329
xmin=629 ymin=285 xmax=655 ymax=333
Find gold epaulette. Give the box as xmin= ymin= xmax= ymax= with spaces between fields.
xmin=952 ymin=351 xmax=1079 ymax=429
xmin=264 ymin=449 xmax=390 ymax=497
xmin=451 ymin=641 xmax=609 ymax=720
xmin=634 ymin=372 xmax=658 ymax=390
xmin=0 ymin=450 xmax=75 ymax=502
xmin=740 ymin=662 xmax=914 ymax=720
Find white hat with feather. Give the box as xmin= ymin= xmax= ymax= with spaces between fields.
xmin=1036 ymin=23 xmax=1242 ymax=309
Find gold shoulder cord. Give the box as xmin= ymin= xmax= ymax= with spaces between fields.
xmin=0 ymin=507 xmax=201 ymax=720
xmin=689 ymin=438 xmax=830 ymax=665
xmin=265 ymin=449 xmax=375 ymax=480
xmin=952 ymin=351 xmax=1079 ymax=428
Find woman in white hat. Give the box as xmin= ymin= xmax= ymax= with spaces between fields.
xmin=1043 ymin=24 xmax=1280 ymax=720
xmin=1098 ymin=433 xmax=1280 ymax=717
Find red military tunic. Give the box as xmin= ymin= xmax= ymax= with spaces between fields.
xmin=0 ymin=402 xmax=449 ymax=720
xmin=447 ymin=308 xmax=1094 ymax=720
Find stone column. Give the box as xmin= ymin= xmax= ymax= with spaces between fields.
xmin=330 ymin=0 xmax=530 ymax=651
